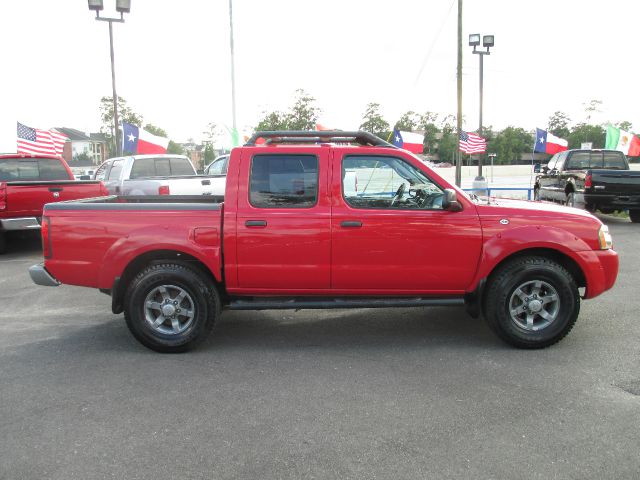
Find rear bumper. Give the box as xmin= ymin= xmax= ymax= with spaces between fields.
xmin=0 ymin=217 xmax=41 ymax=231
xmin=29 ymin=264 xmax=60 ymax=287
xmin=576 ymin=249 xmax=619 ymax=299
xmin=583 ymin=193 xmax=640 ymax=209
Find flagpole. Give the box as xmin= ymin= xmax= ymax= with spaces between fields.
xmin=530 ymin=129 xmax=537 ymax=188
xmin=455 ymin=0 xmax=463 ymax=187
xmin=228 ymin=0 xmax=238 ymax=147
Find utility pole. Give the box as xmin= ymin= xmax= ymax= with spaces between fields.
xmin=455 ymin=0 xmax=463 ymax=187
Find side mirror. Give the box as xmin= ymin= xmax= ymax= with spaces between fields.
xmin=442 ymin=188 xmax=463 ymax=212
xmin=533 ymin=163 xmax=541 ymax=173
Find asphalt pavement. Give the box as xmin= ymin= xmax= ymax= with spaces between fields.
xmin=1 ymin=216 xmax=639 ymax=480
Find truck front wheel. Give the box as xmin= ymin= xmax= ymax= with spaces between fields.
xmin=124 ymin=262 xmax=220 ymax=353
xmin=484 ymin=256 xmax=580 ymax=349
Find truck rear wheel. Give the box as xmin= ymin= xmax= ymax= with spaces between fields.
xmin=629 ymin=210 xmax=640 ymax=223
xmin=124 ymin=262 xmax=220 ymax=353
xmin=484 ymin=256 xmax=580 ymax=349
xmin=0 ymin=232 xmax=5 ymax=254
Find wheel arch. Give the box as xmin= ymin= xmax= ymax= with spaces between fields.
xmin=110 ymin=249 xmax=223 ymax=314
xmin=467 ymin=247 xmax=586 ymax=320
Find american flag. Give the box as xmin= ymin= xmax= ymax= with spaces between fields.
xmin=17 ymin=122 xmax=67 ymax=156
xmin=459 ymin=130 xmax=486 ymax=154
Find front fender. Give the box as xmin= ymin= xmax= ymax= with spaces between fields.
xmin=469 ymin=225 xmax=593 ymax=291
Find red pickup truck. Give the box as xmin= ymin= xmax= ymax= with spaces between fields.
xmin=1 ymin=154 xmax=107 ymax=253
xmin=29 ymin=131 xmax=619 ymax=352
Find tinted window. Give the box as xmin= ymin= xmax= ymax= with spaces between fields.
xmin=130 ymin=158 xmax=156 ymax=178
xmin=603 ymin=152 xmax=627 ymax=169
xmin=0 ymin=159 xmax=39 ymax=181
xmin=554 ymin=151 xmax=567 ymax=171
xmin=38 ymin=159 xmax=69 ymax=180
xmin=342 ymin=155 xmax=444 ymax=210
xmin=249 ymin=154 xmax=318 ymax=208
xmin=566 ymin=152 xmax=591 ymax=170
xmin=547 ymin=153 xmax=559 ymax=170
xmin=155 ymin=158 xmax=171 ymax=176
xmin=107 ymin=160 xmax=124 ymax=180
xmin=170 ymin=158 xmax=195 ymax=175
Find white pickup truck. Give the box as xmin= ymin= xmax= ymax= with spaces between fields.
xmin=94 ymin=154 xmax=225 ymax=196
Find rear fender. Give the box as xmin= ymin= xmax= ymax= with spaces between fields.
xmin=97 ymin=224 xmax=222 ymax=290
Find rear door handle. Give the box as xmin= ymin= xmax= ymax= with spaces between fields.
xmin=341 ymin=221 xmax=362 ymax=228
xmin=245 ymin=220 xmax=267 ymax=227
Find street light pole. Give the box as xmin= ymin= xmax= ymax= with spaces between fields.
xmin=469 ymin=33 xmax=494 ymax=181
xmin=107 ymin=20 xmax=120 ymax=156
xmin=88 ymin=0 xmax=131 ymax=157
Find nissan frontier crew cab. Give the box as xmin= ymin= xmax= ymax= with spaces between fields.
xmin=29 ymin=131 xmax=619 ymax=352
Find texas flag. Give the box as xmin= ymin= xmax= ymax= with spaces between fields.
xmin=392 ymin=129 xmax=424 ymax=154
xmin=123 ymin=122 xmax=170 ymax=154
xmin=534 ymin=128 xmax=568 ymax=154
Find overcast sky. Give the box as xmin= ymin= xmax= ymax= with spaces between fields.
xmin=2 ymin=0 xmax=639 ymax=150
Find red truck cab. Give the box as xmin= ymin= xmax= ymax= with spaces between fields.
xmin=29 ymin=131 xmax=618 ymax=352
xmin=0 ymin=154 xmax=108 ymax=253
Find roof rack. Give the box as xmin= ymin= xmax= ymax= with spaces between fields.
xmin=244 ymin=130 xmax=396 ymax=148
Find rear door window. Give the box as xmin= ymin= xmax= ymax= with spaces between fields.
xmin=249 ymin=154 xmax=318 ymax=208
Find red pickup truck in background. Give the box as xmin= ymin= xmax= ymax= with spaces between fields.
xmin=0 ymin=154 xmax=107 ymax=253
xmin=29 ymin=131 xmax=619 ymax=352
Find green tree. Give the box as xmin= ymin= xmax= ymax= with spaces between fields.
xmin=395 ymin=111 xmax=419 ymax=131
xmin=254 ymin=89 xmax=321 ymax=132
xmin=436 ymin=131 xmax=458 ymax=163
xmin=143 ymin=124 xmax=168 ymax=137
xmin=568 ymin=124 xmax=605 ymax=149
xmin=285 ymin=89 xmax=321 ymax=130
xmin=615 ymin=120 xmax=633 ymax=131
xmin=487 ymin=127 xmax=534 ymax=164
xmin=166 ymin=141 xmax=185 ymax=155
xmin=417 ymin=112 xmax=439 ymax=154
xmin=548 ymin=111 xmax=571 ymax=139
xmin=100 ymin=96 xmax=144 ymax=155
xmin=359 ymin=102 xmax=390 ymax=139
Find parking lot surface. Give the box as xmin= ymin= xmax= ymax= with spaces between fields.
xmin=1 ymin=215 xmax=639 ymax=479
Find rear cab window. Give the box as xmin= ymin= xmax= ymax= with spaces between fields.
xmin=249 ymin=154 xmax=318 ymax=208
xmin=0 ymin=159 xmax=39 ymax=181
xmin=170 ymin=157 xmax=195 ymax=175
xmin=107 ymin=160 xmax=124 ymax=180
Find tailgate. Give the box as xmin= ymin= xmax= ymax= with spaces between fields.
xmin=4 ymin=180 xmax=104 ymax=217
xmin=590 ymin=170 xmax=640 ymax=195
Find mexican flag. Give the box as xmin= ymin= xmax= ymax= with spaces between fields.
xmin=605 ymin=125 xmax=640 ymax=156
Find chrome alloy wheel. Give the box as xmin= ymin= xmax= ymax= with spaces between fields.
xmin=144 ymin=285 xmax=195 ymax=335
xmin=508 ymin=280 xmax=560 ymax=332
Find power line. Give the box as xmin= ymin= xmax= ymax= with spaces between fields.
xmin=413 ymin=0 xmax=456 ymax=87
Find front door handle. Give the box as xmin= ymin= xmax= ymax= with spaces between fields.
xmin=341 ymin=221 xmax=362 ymax=228
xmin=245 ymin=220 xmax=267 ymax=227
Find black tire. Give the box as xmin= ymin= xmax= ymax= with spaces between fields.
xmin=629 ymin=209 xmax=640 ymax=223
xmin=124 ymin=262 xmax=220 ymax=353
xmin=484 ymin=256 xmax=580 ymax=349
xmin=0 ymin=232 xmax=6 ymax=254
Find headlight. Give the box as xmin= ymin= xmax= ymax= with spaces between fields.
xmin=598 ymin=225 xmax=612 ymax=250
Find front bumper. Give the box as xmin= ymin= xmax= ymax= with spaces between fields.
xmin=29 ymin=264 xmax=60 ymax=287
xmin=0 ymin=217 xmax=41 ymax=231
xmin=576 ymin=249 xmax=619 ymax=299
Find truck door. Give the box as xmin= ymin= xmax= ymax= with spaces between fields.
xmin=233 ymin=149 xmax=331 ymax=291
xmin=331 ymin=152 xmax=482 ymax=293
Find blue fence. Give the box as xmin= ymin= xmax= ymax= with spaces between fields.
xmin=463 ymin=187 xmax=534 ymax=200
